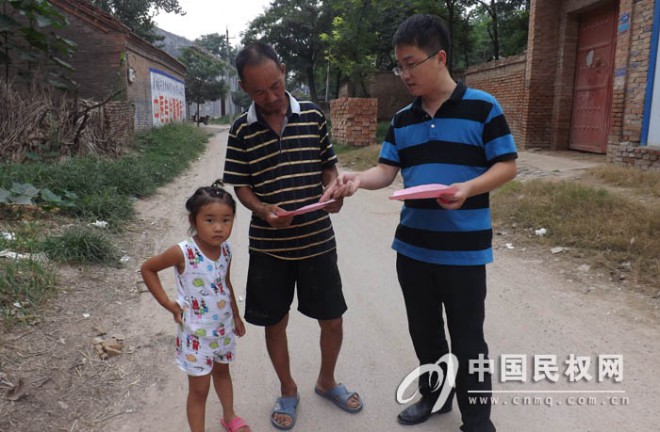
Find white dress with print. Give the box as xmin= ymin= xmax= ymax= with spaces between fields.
xmin=174 ymin=238 xmax=235 ymax=376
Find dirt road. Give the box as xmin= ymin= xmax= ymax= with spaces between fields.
xmin=107 ymin=126 xmax=660 ymax=431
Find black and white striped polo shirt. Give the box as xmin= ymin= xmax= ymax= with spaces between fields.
xmin=223 ymin=93 xmax=338 ymax=260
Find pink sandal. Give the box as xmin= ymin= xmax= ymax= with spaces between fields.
xmin=221 ymin=416 xmax=251 ymax=432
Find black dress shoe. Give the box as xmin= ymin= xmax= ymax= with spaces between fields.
xmin=397 ymin=394 xmax=453 ymax=426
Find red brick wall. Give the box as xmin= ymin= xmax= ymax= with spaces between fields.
xmin=610 ymin=0 xmax=653 ymax=143
xmin=104 ymin=101 xmax=134 ymax=149
xmin=606 ymin=0 xmax=656 ymax=168
xmin=52 ymin=8 xmax=126 ymax=100
xmin=329 ymin=98 xmax=378 ymax=147
xmin=52 ymin=0 xmax=185 ymax=132
xmin=523 ymin=0 xmax=563 ymax=149
xmin=465 ymin=54 xmax=527 ymax=149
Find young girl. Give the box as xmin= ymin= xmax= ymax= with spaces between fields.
xmin=141 ymin=181 xmax=250 ymax=432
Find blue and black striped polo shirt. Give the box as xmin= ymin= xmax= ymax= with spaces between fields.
xmin=223 ymin=93 xmax=338 ymax=260
xmin=380 ymin=82 xmax=517 ymax=266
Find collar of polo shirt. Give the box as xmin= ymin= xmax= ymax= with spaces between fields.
xmin=247 ymin=91 xmax=301 ymax=125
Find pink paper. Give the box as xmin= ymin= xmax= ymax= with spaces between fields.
xmin=276 ymin=199 xmax=336 ymax=217
xmin=389 ymin=184 xmax=458 ymax=200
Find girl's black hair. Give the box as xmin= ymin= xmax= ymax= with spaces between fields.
xmin=185 ymin=180 xmax=236 ymax=231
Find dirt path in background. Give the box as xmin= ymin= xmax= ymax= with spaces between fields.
xmin=2 ymin=127 xmax=658 ymax=431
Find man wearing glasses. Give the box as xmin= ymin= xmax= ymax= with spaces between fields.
xmin=323 ymin=14 xmax=517 ymax=432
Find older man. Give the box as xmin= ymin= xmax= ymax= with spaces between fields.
xmin=222 ymin=42 xmax=363 ymax=430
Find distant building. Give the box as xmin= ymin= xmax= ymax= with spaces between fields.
xmin=155 ymin=28 xmax=241 ymax=119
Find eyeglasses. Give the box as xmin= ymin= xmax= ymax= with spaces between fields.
xmin=392 ymin=51 xmax=439 ymax=76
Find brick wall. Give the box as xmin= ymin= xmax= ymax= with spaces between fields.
xmin=104 ymin=101 xmax=134 ymax=149
xmin=465 ymin=54 xmax=527 ymax=149
xmin=606 ymin=0 xmax=656 ymax=168
xmin=329 ymin=98 xmax=378 ymax=147
xmin=125 ymin=35 xmax=186 ymax=130
xmin=523 ymin=0 xmax=563 ymax=149
xmin=51 ymin=0 xmax=185 ymax=132
xmin=608 ymin=143 xmax=660 ymax=171
xmin=51 ymin=6 xmax=125 ymax=100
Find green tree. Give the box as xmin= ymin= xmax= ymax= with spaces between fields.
xmin=195 ymin=33 xmax=237 ymax=63
xmin=496 ymin=0 xmax=528 ymax=57
xmin=178 ymin=46 xmax=226 ymax=125
xmin=243 ymin=0 xmax=332 ymax=102
xmin=467 ymin=0 xmax=528 ymax=61
xmin=321 ymin=0 xmax=380 ymax=97
xmin=0 ymin=0 xmax=76 ymax=88
xmin=87 ymin=0 xmax=184 ymax=43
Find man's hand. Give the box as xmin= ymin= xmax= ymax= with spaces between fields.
xmin=320 ymin=173 xmax=361 ymax=202
xmin=258 ymin=204 xmax=294 ymax=228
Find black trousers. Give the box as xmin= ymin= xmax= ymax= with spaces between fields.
xmin=396 ymin=253 xmax=496 ymax=432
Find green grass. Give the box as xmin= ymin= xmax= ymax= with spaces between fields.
xmin=0 ymin=123 xmax=208 ymax=224
xmin=0 ymin=123 xmax=211 ymax=326
xmin=40 ymin=227 xmax=119 ymax=264
xmin=0 ymin=259 xmax=56 ymax=325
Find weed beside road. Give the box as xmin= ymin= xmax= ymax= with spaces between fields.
xmin=493 ymin=178 xmax=660 ymax=294
xmin=0 ymin=124 xmax=209 ymax=325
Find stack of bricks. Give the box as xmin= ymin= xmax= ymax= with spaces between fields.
xmin=329 ymin=98 xmax=377 ymax=147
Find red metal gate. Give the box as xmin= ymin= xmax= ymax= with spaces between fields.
xmin=569 ymin=2 xmax=618 ymax=153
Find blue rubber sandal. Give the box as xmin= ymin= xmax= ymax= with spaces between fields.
xmin=271 ymin=394 xmax=300 ymax=430
xmin=315 ymin=383 xmax=364 ymax=413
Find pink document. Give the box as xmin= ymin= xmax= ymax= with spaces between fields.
xmin=389 ymin=184 xmax=458 ymax=200
xmin=276 ymin=199 xmax=336 ymax=217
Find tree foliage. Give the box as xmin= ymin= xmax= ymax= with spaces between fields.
xmin=0 ymin=0 xmax=76 ymax=88
xmin=178 ymin=46 xmax=227 ymax=116
xmin=87 ymin=0 xmax=184 ymax=43
xmin=242 ymin=0 xmax=529 ymax=98
xmin=467 ymin=0 xmax=528 ymax=60
xmin=194 ymin=33 xmax=237 ymax=63
xmin=243 ymin=0 xmax=332 ymax=102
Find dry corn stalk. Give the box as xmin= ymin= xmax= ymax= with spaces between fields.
xmin=0 ymin=79 xmax=129 ymax=162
